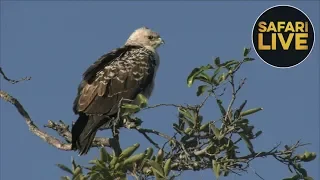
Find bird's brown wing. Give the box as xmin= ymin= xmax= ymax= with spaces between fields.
xmin=73 ymin=46 xmax=155 ymax=116
xmin=72 ymin=46 xmax=129 ymax=114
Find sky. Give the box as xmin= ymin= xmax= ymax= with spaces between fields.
xmin=0 ymin=1 xmax=319 ymax=180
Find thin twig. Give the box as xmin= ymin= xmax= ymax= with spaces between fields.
xmin=0 ymin=67 xmax=31 ymax=84
xmin=143 ymin=103 xmax=185 ymax=110
xmin=250 ymin=166 xmax=265 ymax=180
xmin=136 ymin=129 xmax=161 ymax=149
xmin=224 ymin=61 xmax=245 ymax=123
xmin=136 ymin=127 xmax=191 ymax=157
xmin=136 ymin=127 xmax=172 ymax=140
xmin=198 ymin=84 xmax=215 ymax=109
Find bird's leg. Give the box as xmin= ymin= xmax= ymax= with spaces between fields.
xmin=112 ymin=98 xmax=134 ymax=139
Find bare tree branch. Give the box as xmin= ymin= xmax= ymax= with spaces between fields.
xmin=0 ymin=90 xmax=114 ymax=151
xmin=143 ymin=103 xmax=186 ymax=110
xmin=0 ymin=90 xmax=72 ymax=150
xmin=0 ymin=67 xmax=31 ymax=84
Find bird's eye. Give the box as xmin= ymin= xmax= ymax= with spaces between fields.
xmin=148 ymin=36 xmax=154 ymax=40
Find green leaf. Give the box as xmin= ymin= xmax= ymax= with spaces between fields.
xmin=100 ymin=148 xmax=111 ymax=163
xmin=123 ymin=153 xmax=145 ymax=165
xmin=238 ymin=100 xmax=247 ymax=112
xmin=73 ymin=174 xmax=87 ymax=180
xmin=234 ymin=110 xmax=240 ymax=119
xmin=212 ymin=67 xmax=222 ymax=79
xmin=109 ymin=155 xmax=118 ymax=169
xmin=184 ymin=127 xmax=193 ymax=135
xmin=181 ymin=119 xmax=194 ymax=128
xmin=211 ymin=77 xmax=219 ymax=86
xmin=289 ymin=175 xmax=300 ymax=180
xmin=119 ymin=143 xmax=140 ymax=160
xmin=297 ymin=167 xmax=308 ymax=177
xmin=282 ymin=178 xmax=294 ymax=180
xmin=94 ymin=160 xmax=106 ymax=169
xmin=304 ymin=152 xmax=317 ymax=162
xmin=199 ymin=72 xmax=211 ymax=80
xmin=61 ymin=176 xmax=70 ymax=180
xmin=255 ymin=130 xmax=262 ymax=138
xmin=114 ymin=162 xmax=123 ymax=170
xmin=148 ymin=160 xmax=165 ymax=178
xmin=137 ymin=94 xmax=148 ymax=108
xmin=218 ymin=73 xmax=226 ymax=83
xmin=144 ymin=147 xmax=154 ymax=159
xmin=72 ymin=166 xmax=82 ymax=177
xmin=244 ymin=57 xmax=255 ymax=62
xmin=210 ymin=123 xmax=221 ymax=139
xmin=195 ymin=72 xmax=211 ymax=84
xmin=178 ymin=107 xmax=193 ymax=121
xmin=304 ymin=177 xmax=314 ymax=180
xmin=212 ymin=160 xmax=221 ymax=179
xmin=282 ymin=175 xmax=302 ymax=180
xmin=216 ymin=99 xmax=226 ymax=116
xmin=57 ymin=164 xmax=73 ymax=175
xmin=199 ymin=122 xmax=210 ymax=132
xmin=187 ymin=68 xmax=202 ymax=87
xmin=222 ymin=162 xmax=229 ymax=177
xmin=220 ymin=60 xmax=238 ymax=67
xmin=121 ymin=104 xmax=140 ymax=113
xmin=178 ymin=108 xmax=194 ymax=127
xmin=178 ymin=108 xmax=195 ymax=129
xmin=156 ymin=149 xmax=164 ymax=164
xmin=223 ymin=60 xmax=239 ymax=69
xmin=187 ymin=64 xmax=212 ymax=87
xmin=164 ymin=158 xmax=172 ymax=176
xmin=239 ymin=132 xmax=254 ymax=153
xmin=88 ymin=159 xmax=99 ymax=164
xmin=240 ymin=108 xmax=263 ymax=117
xmin=243 ymin=47 xmax=251 ymax=57
xmin=196 ymin=85 xmax=208 ymax=96
xmin=297 ymin=152 xmax=317 ymax=162
xmin=214 ymin=57 xmax=221 ymax=67
xmin=89 ymin=173 xmax=100 ymax=180
xmin=173 ymin=123 xmax=184 ymax=134
xmin=71 ymin=157 xmax=77 ymax=171
xmin=235 ymin=119 xmax=249 ymax=127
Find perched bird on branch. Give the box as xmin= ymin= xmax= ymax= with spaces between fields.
xmin=71 ymin=27 xmax=164 ymax=155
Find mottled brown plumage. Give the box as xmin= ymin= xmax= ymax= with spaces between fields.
xmin=71 ymin=27 xmax=164 ymax=155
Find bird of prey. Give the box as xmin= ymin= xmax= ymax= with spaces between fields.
xmin=71 ymin=27 xmax=164 ymax=155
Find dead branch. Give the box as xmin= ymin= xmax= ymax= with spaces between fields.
xmin=0 ymin=90 xmax=114 ymax=151
xmin=0 ymin=90 xmax=72 ymax=150
xmin=0 ymin=66 xmax=31 ymax=84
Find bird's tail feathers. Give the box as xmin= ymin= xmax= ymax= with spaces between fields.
xmin=71 ymin=113 xmax=108 ymax=155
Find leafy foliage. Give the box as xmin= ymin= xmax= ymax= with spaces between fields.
xmin=58 ymin=47 xmax=317 ymax=180
xmin=58 ymin=146 xmax=176 ymax=180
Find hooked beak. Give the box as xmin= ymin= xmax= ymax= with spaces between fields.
xmin=159 ymin=37 xmax=165 ymax=45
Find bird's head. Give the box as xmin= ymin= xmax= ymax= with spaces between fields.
xmin=125 ymin=27 xmax=164 ymax=51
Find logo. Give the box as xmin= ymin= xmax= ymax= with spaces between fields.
xmin=252 ymin=5 xmax=315 ymax=68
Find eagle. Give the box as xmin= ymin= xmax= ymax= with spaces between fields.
xmin=71 ymin=27 xmax=164 ymax=155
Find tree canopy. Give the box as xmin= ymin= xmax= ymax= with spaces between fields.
xmin=0 ymin=48 xmax=316 ymax=180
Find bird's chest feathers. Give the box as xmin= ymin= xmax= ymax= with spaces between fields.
xmin=95 ymin=49 xmax=157 ymax=84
